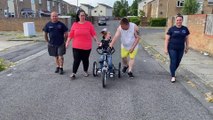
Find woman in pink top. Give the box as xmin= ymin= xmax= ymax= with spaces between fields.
xmin=66 ymin=10 xmax=99 ymax=79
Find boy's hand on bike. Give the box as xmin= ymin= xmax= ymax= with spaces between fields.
xmin=98 ymin=42 xmax=102 ymax=47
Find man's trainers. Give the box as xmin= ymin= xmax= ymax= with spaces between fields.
xmin=128 ymin=71 xmax=134 ymax=78
xmin=70 ymin=73 xmax=76 ymax=80
xmin=122 ymin=66 xmax=128 ymax=73
xmin=55 ymin=67 xmax=60 ymax=73
xmin=171 ymin=77 xmax=176 ymax=83
xmin=59 ymin=68 xmax=64 ymax=75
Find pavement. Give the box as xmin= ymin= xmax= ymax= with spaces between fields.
xmin=0 ymin=31 xmax=44 ymax=51
xmin=0 ymin=29 xmax=213 ymax=104
xmin=140 ymin=27 xmax=213 ymax=103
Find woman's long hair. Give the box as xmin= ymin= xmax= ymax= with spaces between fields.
xmin=76 ymin=9 xmax=85 ymax=22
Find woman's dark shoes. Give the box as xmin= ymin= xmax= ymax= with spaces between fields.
xmin=55 ymin=67 xmax=60 ymax=73
xmin=59 ymin=68 xmax=64 ymax=75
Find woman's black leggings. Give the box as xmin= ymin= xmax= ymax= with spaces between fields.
xmin=72 ymin=48 xmax=91 ymax=74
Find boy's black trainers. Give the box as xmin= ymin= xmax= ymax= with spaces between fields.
xmin=122 ymin=66 xmax=128 ymax=73
xmin=128 ymin=72 xmax=134 ymax=78
xmin=59 ymin=68 xmax=64 ymax=75
xmin=55 ymin=67 xmax=60 ymax=73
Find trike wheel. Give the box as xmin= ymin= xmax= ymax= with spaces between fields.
xmin=102 ymin=70 xmax=107 ymax=88
xmin=93 ymin=61 xmax=97 ymax=77
xmin=118 ymin=62 xmax=121 ymax=78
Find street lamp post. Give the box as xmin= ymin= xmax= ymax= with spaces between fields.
xmin=76 ymin=0 xmax=79 ymax=13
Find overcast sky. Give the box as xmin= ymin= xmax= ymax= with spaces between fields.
xmin=63 ymin=0 xmax=134 ymax=7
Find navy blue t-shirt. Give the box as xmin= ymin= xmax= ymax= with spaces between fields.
xmin=167 ymin=26 xmax=190 ymax=50
xmin=43 ymin=21 xmax=68 ymax=46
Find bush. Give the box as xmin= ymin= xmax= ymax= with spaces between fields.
xmin=128 ymin=17 xmax=141 ymax=26
xmin=149 ymin=18 xmax=167 ymax=27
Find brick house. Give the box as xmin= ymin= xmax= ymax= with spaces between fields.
xmin=61 ymin=1 xmax=77 ymax=15
xmin=0 ymin=0 xmax=8 ymax=18
xmin=80 ymin=3 xmax=94 ymax=16
xmin=138 ymin=0 xmax=213 ymax=19
xmin=91 ymin=3 xmax=113 ymax=17
xmin=0 ymin=0 xmax=76 ymax=18
xmin=202 ymin=0 xmax=213 ymax=14
xmin=138 ymin=0 xmax=182 ymax=18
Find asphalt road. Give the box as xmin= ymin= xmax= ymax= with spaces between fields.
xmin=0 ymin=20 xmax=212 ymax=120
xmin=0 ymin=42 xmax=46 ymax=62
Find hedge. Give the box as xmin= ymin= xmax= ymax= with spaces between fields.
xmin=0 ymin=58 xmax=6 ymax=71
xmin=128 ymin=17 xmax=141 ymax=26
xmin=149 ymin=18 xmax=167 ymax=27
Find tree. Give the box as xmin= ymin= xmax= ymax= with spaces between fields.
xmin=129 ymin=0 xmax=142 ymax=16
xmin=139 ymin=10 xmax=145 ymax=17
xmin=181 ymin=0 xmax=200 ymax=15
xmin=113 ymin=0 xmax=129 ymax=17
xmin=119 ymin=8 xmax=127 ymax=17
xmin=113 ymin=1 xmax=122 ymax=17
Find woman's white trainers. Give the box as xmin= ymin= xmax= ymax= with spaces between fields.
xmin=171 ymin=77 xmax=176 ymax=83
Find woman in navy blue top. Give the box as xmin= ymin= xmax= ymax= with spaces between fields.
xmin=164 ymin=14 xmax=190 ymax=83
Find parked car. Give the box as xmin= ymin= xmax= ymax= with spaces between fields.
xmin=39 ymin=10 xmax=51 ymax=17
xmin=98 ymin=17 xmax=107 ymax=26
xmin=20 ymin=8 xmax=35 ymax=17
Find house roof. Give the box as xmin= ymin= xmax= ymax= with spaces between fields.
xmin=80 ymin=3 xmax=94 ymax=9
xmin=62 ymin=1 xmax=76 ymax=7
xmin=98 ymin=3 xmax=112 ymax=9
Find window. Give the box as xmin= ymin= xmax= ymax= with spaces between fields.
xmin=100 ymin=10 xmax=102 ymax=13
xmin=177 ymin=0 xmax=184 ymax=7
xmin=20 ymin=0 xmax=23 ymax=2
xmin=52 ymin=1 xmax=55 ymax=6
xmin=208 ymin=0 xmax=213 ymax=5
xmin=39 ymin=0 xmax=42 ymax=4
xmin=94 ymin=10 xmax=97 ymax=13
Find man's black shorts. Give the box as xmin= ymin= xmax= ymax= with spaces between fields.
xmin=48 ymin=43 xmax=66 ymax=56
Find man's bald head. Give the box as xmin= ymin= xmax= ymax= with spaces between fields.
xmin=51 ymin=11 xmax=58 ymax=23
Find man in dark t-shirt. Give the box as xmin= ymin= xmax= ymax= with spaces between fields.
xmin=43 ymin=11 xmax=68 ymax=75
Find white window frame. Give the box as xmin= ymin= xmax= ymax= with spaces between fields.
xmin=176 ymin=0 xmax=184 ymax=7
xmin=47 ymin=1 xmax=51 ymax=11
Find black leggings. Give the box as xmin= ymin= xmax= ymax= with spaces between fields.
xmin=72 ymin=48 xmax=91 ymax=74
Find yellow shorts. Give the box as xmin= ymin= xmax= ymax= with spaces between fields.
xmin=121 ymin=48 xmax=138 ymax=59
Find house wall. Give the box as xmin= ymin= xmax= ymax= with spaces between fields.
xmin=203 ymin=0 xmax=213 ymax=14
xmin=92 ymin=5 xmax=108 ymax=16
xmin=106 ymin=8 xmax=112 ymax=16
xmin=150 ymin=0 xmax=158 ymax=18
xmin=80 ymin=5 xmax=89 ymax=15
